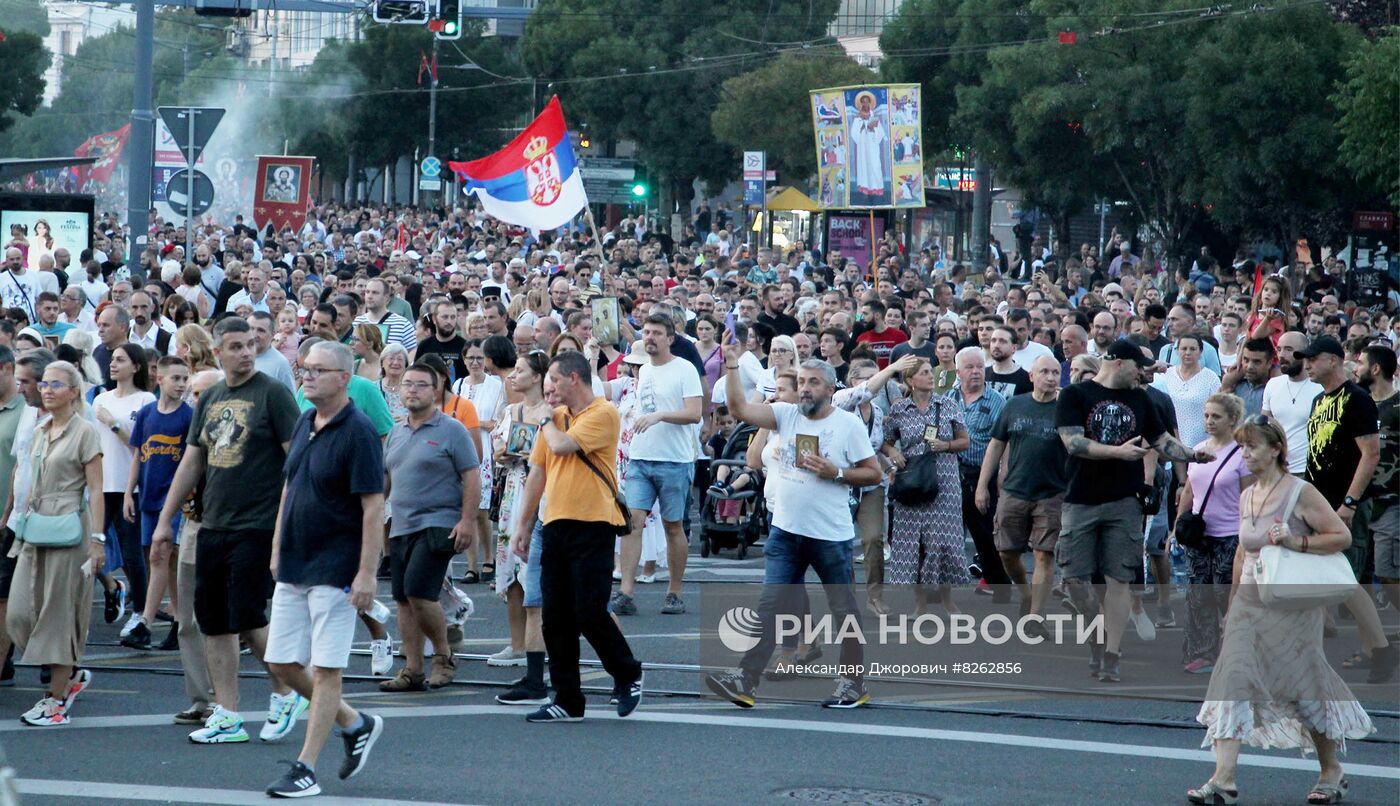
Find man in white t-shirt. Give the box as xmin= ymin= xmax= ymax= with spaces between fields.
xmin=1261 ymin=331 xmax=1322 ymax=475
xmin=706 ymin=345 xmax=882 ymax=711
xmin=611 ymin=313 xmax=703 ymax=617
xmin=1008 ymin=308 xmax=1054 ymax=371
xmin=1 ymin=248 xmax=43 ymax=322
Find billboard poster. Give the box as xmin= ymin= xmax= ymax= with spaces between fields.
xmin=1 ymin=206 xmax=92 ymax=272
xmin=810 ymin=84 xmax=923 ymax=210
xmin=826 ymin=213 xmax=885 ymax=275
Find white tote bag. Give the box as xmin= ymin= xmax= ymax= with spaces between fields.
xmin=1255 ymin=479 xmax=1357 ymax=611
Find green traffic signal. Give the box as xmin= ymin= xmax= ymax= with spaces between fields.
xmin=631 ymin=183 xmax=648 ymax=197
xmin=443 ymin=20 xmax=458 ymax=34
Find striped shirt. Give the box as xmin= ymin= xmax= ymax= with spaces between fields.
xmin=354 ymin=310 xmax=418 ymax=352
xmin=945 ymin=386 xmax=1006 ymax=469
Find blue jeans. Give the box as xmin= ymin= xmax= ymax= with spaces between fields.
xmin=522 ymin=518 xmax=544 ymax=608
xmin=738 ymin=527 xmax=864 ymax=683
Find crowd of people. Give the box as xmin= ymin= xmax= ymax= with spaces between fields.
xmin=0 ymin=201 xmax=1396 ymax=801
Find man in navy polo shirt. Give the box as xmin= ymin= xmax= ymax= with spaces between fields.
xmin=263 ymin=341 xmax=386 ymax=798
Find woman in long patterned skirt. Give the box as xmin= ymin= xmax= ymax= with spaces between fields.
xmin=881 ymin=359 xmax=970 ymax=614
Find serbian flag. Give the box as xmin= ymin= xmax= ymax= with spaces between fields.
xmin=74 ymin=123 xmax=131 ymax=185
xmin=449 ymin=96 xmax=587 ymax=231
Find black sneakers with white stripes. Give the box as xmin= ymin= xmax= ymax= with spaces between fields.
xmin=266 ymin=761 xmax=320 ymax=798
xmin=526 ymin=703 xmax=584 ymax=723
xmin=338 ymin=712 xmax=384 ymax=780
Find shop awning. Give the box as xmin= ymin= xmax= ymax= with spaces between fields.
xmin=765 ymin=186 xmax=822 ymax=212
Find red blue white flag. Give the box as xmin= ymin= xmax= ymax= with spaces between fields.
xmin=448 ymin=96 xmax=588 ymax=231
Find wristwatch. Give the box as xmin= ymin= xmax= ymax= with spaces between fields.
xmin=109 ymin=422 xmax=120 ymax=433
xmin=538 ymin=416 xmax=552 ymax=429
xmin=90 ymin=532 xmax=106 ymax=544
xmin=835 ymin=467 xmax=844 ymax=483
xmin=1342 ymin=495 xmax=1360 ymax=509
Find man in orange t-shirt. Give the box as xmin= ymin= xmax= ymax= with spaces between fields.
xmin=510 ymin=350 xmax=643 ymax=722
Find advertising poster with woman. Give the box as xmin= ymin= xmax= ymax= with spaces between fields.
xmin=810 ymin=84 xmax=924 ymax=210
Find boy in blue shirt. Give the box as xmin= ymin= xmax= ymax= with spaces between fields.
xmin=120 ymin=356 xmax=193 ymax=649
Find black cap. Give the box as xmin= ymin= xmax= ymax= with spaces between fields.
xmin=1295 ymin=336 xmax=1344 ymax=359
xmin=1105 ymin=338 xmax=1155 ymax=368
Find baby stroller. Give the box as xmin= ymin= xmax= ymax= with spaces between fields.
xmin=697 ymin=424 xmax=768 ymax=559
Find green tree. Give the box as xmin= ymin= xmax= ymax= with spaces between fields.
xmin=710 ymin=53 xmax=873 ymax=183
xmin=961 ymin=1 xmax=1258 ymax=260
xmin=0 ymin=29 xmax=48 ymax=135
xmin=522 ymin=0 xmax=841 ymax=203
xmin=1186 ymin=6 xmax=1362 ymax=247
xmin=879 ymin=0 xmax=1034 ymax=157
xmin=1334 ymin=28 xmax=1400 ymax=206
xmin=337 ymin=23 xmax=524 ymax=179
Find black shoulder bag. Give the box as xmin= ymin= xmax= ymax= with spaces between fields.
xmin=1173 ymin=445 xmax=1240 ymax=552
xmin=889 ymin=401 xmax=941 ymax=507
xmin=563 ymin=413 xmax=633 ymax=536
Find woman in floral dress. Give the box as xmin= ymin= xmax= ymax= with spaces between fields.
xmin=486 ymin=352 xmax=552 ymax=665
xmin=881 ymin=359 xmax=970 ymax=614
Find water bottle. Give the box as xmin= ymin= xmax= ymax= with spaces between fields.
xmin=367 ymin=599 xmax=391 ymax=624
xmin=1170 ymin=540 xmax=1189 ymax=586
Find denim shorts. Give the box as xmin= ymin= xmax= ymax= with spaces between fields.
xmin=623 ymin=459 xmax=691 ymax=522
xmin=522 ymin=518 xmax=544 ymax=608
xmin=141 ymin=510 xmax=183 ymax=547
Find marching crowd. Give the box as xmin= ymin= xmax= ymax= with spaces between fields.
xmin=0 ymin=202 xmax=1396 ymax=801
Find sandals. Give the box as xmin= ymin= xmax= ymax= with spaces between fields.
xmin=1307 ymin=777 xmax=1348 ymax=804
xmin=461 ymin=570 xmax=480 ymax=585
xmin=1186 ymin=781 xmax=1238 ymax=805
xmin=481 ymin=563 xmax=496 ymax=583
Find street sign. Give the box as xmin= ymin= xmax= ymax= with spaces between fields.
xmin=579 ymin=157 xmax=638 ymax=204
xmin=421 ymin=156 xmax=442 ymax=178
xmin=419 ymin=177 xmax=442 ymax=191
xmin=165 ymin=168 xmax=215 ymax=219
xmin=157 ymin=106 xmax=225 ymax=167
xmin=744 ymin=180 xmax=764 ymax=205
xmin=743 ymin=151 xmax=764 ymax=180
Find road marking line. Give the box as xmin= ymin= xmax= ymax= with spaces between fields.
xmin=9 ymin=704 xmax=1395 ymax=778
xmin=14 ymin=779 xmax=473 ymax=806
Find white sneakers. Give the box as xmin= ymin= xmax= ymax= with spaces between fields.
xmin=487 ymin=647 xmax=527 ymax=667
xmin=370 ymin=637 xmax=394 ymax=677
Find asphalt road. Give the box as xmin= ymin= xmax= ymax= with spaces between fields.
xmin=3 ymin=553 xmax=1397 ymax=805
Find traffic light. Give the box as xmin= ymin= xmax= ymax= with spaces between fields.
xmin=433 ymin=0 xmax=462 ymax=39
xmin=631 ymin=182 xmax=649 ymax=198
xmin=373 ymin=0 xmax=428 ymax=24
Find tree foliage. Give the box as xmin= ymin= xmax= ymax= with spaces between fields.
xmin=522 ymin=0 xmax=841 ymax=195
xmin=1334 ymin=28 xmax=1400 ymax=206
xmin=0 ymin=30 xmax=48 ymax=135
xmin=710 ymin=53 xmax=873 ymax=183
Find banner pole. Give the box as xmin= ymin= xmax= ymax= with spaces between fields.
xmin=586 ymin=207 xmax=607 ymax=277
xmin=869 ymin=208 xmax=877 ymax=293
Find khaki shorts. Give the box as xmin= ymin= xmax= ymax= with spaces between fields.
xmin=995 ymin=495 xmax=1062 ymax=554
xmin=1055 ymin=498 xmax=1143 ymax=583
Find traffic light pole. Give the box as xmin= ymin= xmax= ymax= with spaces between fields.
xmin=427 ymin=37 xmax=438 ymax=207
xmin=125 ymin=0 xmax=156 ymax=257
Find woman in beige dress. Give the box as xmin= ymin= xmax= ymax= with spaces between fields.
xmin=1190 ymin=415 xmax=1374 ymax=805
xmin=6 ymin=360 xmax=105 ymax=726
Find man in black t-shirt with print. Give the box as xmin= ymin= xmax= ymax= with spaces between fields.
xmin=415 ymin=299 xmax=468 ymax=382
xmin=151 ymin=317 xmax=304 ymax=746
xmin=1298 ymin=335 xmax=1395 ymax=681
xmin=1055 ymin=340 xmax=1213 ymax=684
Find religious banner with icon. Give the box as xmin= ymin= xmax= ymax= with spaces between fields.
xmin=810 ymin=84 xmax=924 ymax=210
xmin=253 ymin=155 xmax=315 ymax=233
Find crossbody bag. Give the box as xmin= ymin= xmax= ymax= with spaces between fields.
xmin=16 ymin=427 xmax=85 ymax=548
